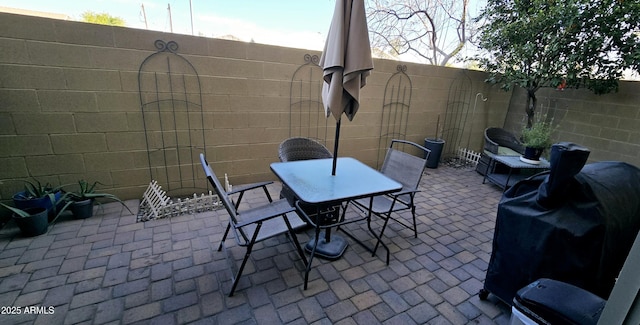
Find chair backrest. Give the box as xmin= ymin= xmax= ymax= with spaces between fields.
xmin=199 ymin=154 xmax=238 ymax=221
xmin=484 ymin=127 xmax=524 ymax=155
xmin=279 ymin=137 xmax=333 ymax=162
xmin=380 ymin=140 xmax=430 ymax=192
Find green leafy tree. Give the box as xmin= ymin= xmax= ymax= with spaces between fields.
xmin=81 ymin=11 xmax=126 ymax=27
xmin=475 ymin=0 xmax=640 ymax=127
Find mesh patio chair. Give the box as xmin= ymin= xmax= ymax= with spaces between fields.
xmin=346 ymin=139 xmax=430 ymax=256
xmin=199 ymin=153 xmax=307 ymax=296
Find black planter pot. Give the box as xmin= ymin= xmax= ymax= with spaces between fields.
xmin=70 ymin=199 xmax=94 ymax=219
xmin=523 ymin=147 xmax=544 ymax=161
xmin=13 ymin=207 xmax=49 ymax=237
xmin=424 ymin=138 xmax=445 ymax=169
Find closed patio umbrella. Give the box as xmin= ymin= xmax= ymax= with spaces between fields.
xmin=320 ymin=0 xmax=373 ymax=175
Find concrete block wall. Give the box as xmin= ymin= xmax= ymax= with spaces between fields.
xmin=504 ymin=84 xmax=640 ymax=165
xmin=0 ymin=12 xmax=508 ymax=203
xmin=1 ymin=11 xmax=637 ymax=206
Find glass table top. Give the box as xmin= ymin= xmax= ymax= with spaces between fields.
xmin=270 ymin=157 xmax=402 ymax=204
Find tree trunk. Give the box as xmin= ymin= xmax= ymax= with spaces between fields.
xmin=525 ymin=89 xmax=537 ymax=128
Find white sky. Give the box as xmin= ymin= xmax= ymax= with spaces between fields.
xmin=0 ymin=0 xmax=336 ymax=51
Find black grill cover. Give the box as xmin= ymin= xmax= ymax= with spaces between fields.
xmin=483 ymin=143 xmax=640 ymax=305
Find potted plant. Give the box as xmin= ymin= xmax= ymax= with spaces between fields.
xmin=12 ymin=179 xmax=65 ymax=222
xmin=520 ymin=115 xmax=556 ymax=164
xmin=58 ymin=180 xmax=133 ymax=219
xmin=0 ymin=203 xmax=49 ymax=237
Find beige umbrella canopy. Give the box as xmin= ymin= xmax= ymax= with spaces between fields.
xmin=320 ymin=0 xmax=374 ymax=175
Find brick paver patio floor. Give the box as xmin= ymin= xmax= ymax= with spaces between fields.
xmin=0 ymin=164 xmax=512 ymax=324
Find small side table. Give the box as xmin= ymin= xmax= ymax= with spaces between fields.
xmin=482 ymin=151 xmax=550 ymax=190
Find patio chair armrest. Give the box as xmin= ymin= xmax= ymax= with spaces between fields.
xmin=228 ymin=181 xmax=275 ymax=207
xmin=234 ymin=199 xmax=296 ymax=228
xmin=353 ymin=189 xmax=418 ymax=212
xmin=389 ymin=188 xmax=419 ymax=197
xmin=227 ymin=181 xmax=273 ymax=195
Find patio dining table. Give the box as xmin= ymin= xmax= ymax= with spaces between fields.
xmin=270 ymin=157 xmax=402 ymax=289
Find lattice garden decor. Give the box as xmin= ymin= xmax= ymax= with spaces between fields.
xmin=444 ymin=147 xmax=482 ymax=169
xmin=137 ymin=180 xmax=221 ymax=222
xmin=458 ymin=147 xmax=481 ymax=166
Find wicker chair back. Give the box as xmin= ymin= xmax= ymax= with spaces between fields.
xmin=279 ymin=137 xmax=333 ymax=162
xmin=484 ymin=128 xmax=525 ymax=155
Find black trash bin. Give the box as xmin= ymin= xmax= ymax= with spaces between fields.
xmin=424 ymin=138 xmax=444 ymax=168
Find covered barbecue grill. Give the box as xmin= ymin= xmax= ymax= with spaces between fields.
xmin=480 ymin=142 xmax=640 ymax=305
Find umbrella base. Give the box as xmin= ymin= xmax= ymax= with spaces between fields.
xmin=305 ymin=232 xmax=348 ymax=260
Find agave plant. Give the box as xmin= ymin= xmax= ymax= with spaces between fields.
xmin=9 ymin=179 xmax=70 ymax=221
xmin=63 ymin=180 xmax=112 ymax=201
xmin=0 ymin=203 xmax=50 ymax=236
xmin=14 ymin=179 xmax=64 ymax=200
xmin=57 ymin=180 xmax=133 ymax=216
xmin=0 ymin=203 xmax=43 ymax=218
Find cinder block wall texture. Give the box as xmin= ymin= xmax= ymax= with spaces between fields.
xmin=504 ymin=84 xmax=640 ymax=164
xmin=1 ymin=12 xmax=638 ymax=203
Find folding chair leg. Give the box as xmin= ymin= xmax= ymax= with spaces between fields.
xmin=218 ymin=223 xmax=232 ymax=252
xmin=283 ymin=215 xmax=307 ymax=267
xmin=261 ymin=186 xmax=273 ymax=202
xmin=370 ymin=214 xmax=386 ymax=254
xmin=228 ymin=223 xmax=262 ymax=297
xmin=411 ymin=207 xmax=418 ymax=238
xmin=304 ymin=226 xmax=322 ymax=290
xmin=368 ymin=215 xmax=391 ymax=265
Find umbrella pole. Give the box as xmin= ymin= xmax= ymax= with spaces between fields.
xmin=332 ymin=118 xmax=341 ymax=175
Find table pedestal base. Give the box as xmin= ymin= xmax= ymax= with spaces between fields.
xmin=305 ymin=232 xmax=348 ymax=260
